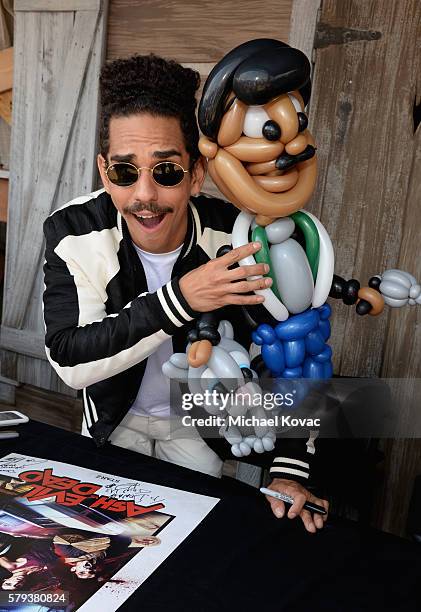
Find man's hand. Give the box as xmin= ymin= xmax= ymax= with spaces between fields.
xmin=179 ymin=242 xmax=272 ymax=312
xmin=265 ymin=478 xmax=329 ymax=533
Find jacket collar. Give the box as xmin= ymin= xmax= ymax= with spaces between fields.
xmin=116 ymin=198 xmax=201 ymax=260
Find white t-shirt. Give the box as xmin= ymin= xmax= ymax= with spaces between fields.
xmin=130 ymin=242 xmax=183 ymax=418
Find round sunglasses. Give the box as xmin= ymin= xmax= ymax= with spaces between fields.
xmin=105 ymin=160 xmax=190 ymax=188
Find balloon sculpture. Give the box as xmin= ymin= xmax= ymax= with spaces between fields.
xmin=163 ymin=39 xmax=421 ymax=458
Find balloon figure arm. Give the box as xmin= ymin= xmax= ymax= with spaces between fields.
xmin=329 ymin=274 xmax=384 ymax=316
xmin=330 ymin=269 xmax=421 ymax=316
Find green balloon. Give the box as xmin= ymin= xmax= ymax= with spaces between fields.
xmin=290 ymin=211 xmax=320 ymax=280
xmin=251 ymin=225 xmax=282 ymax=301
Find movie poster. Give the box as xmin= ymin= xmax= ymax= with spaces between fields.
xmin=0 ymin=454 xmax=219 ymax=611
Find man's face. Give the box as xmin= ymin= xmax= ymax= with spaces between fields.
xmin=71 ymin=561 xmax=96 ymax=579
xmin=98 ymin=113 xmax=205 ymax=253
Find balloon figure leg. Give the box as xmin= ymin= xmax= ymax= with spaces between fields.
xmin=252 ymin=303 xmax=333 ymax=379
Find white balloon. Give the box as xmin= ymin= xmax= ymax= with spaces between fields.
xmin=243 ymin=105 xmax=271 ymax=138
xmin=232 ymin=212 xmax=289 ymax=320
xmin=288 ymin=93 xmax=302 ymax=112
xmin=383 ymin=296 xmax=407 ymax=308
xmin=381 ymin=269 xmax=412 ymax=289
xmin=162 ymin=361 xmax=188 ymax=380
xmin=221 ymin=425 xmax=243 ymax=445
xmin=380 ymin=280 xmax=410 ymax=300
xmin=253 ymin=438 xmax=265 ymax=454
xmin=409 ymin=284 xmax=421 ymax=299
xmin=219 ymin=337 xmax=250 ymax=359
xmin=262 ymin=436 xmax=275 ymax=452
xmin=231 ymin=444 xmax=243 ymax=457
xmin=208 ymin=346 xmax=243 ymax=389
xmin=229 ymin=350 xmax=251 ymax=369
xmin=383 ymin=269 xmax=417 ymax=286
xmin=169 ymin=353 xmax=188 ymax=369
xmin=301 ymin=210 xmax=335 ymax=308
xmin=239 ymin=442 xmax=252 ymax=456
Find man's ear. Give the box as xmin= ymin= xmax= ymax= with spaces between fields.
xmin=97 ymin=154 xmax=111 ymax=194
xmin=190 ymin=155 xmax=207 ymax=197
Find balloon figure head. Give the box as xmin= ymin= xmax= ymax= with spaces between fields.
xmin=198 ymin=39 xmax=317 ymax=224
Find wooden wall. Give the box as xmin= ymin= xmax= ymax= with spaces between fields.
xmin=307 ymin=0 xmax=421 ymax=535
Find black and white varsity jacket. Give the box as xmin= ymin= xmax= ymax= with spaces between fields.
xmin=43 ymin=190 xmax=314 ymax=484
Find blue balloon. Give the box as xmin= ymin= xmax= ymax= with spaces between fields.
xmin=303 ymin=357 xmax=325 ymax=379
xmin=313 ymin=345 xmax=333 ymax=363
xmin=283 ymin=339 xmax=306 ymax=368
xmin=318 ymin=319 xmax=331 ymax=341
xmin=305 ymin=329 xmax=325 ymax=355
xmin=262 ymin=340 xmax=285 ymax=376
xmin=282 ymin=367 xmax=303 ymax=378
xmin=323 ymin=361 xmax=333 ymax=378
xmin=318 ymin=303 xmax=332 ymax=320
xmin=275 ymin=309 xmax=319 ymax=340
xmin=253 ymin=323 xmax=277 ymax=345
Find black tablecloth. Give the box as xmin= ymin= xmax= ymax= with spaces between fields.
xmin=2 ymin=420 xmax=421 ymax=611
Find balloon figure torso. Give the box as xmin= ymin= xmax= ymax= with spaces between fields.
xmin=232 ymin=209 xmax=334 ymax=379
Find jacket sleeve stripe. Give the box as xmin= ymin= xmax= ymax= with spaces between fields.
xmin=82 ymin=389 xmax=93 ymax=428
xmin=269 ymin=466 xmax=309 ymax=479
xmin=166 ymin=281 xmax=193 ymax=322
xmin=272 ymin=457 xmax=310 ymax=469
xmin=46 ymin=328 xmax=171 ymax=390
xmin=157 ymin=287 xmax=184 ymax=327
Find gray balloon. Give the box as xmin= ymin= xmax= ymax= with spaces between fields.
xmin=270 ymin=239 xmax=314 ymax=314
xmin=169 ymin=353 xmax=189 ymax=369
xmin=265 ymin=217 xmax=295 ymax=244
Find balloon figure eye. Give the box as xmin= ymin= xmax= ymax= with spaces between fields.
xmin=243 ymin=105 xmax=271 ymax=138
xmin=297 ymin=112 xmax=308 ymax=132
xmin=262 ymin=120 xmax=281 ymax=141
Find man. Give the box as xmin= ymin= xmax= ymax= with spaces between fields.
xmin=43 ymin=54 xmax=328 ymax=532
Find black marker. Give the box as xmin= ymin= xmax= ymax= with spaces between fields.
xmin=260 ymin=487 xmax=327 ymax=515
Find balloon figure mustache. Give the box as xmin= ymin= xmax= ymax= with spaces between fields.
xmin=163 ymin=38 xmax=421 ymax=458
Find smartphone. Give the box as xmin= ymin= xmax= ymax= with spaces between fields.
xmin=0 ymin=410 xmax=29 ymax=427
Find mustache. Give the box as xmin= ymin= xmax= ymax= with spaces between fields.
xmin=124 ymin=202 xmax=174 ymax=215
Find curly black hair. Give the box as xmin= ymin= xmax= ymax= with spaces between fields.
xmin=99 ymin=54 xmax=201 ymax=163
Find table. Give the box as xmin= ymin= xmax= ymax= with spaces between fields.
xmin=2 ymin=420 xmax=421 ymax=611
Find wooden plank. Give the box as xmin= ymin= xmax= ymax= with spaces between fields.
xmin=307 ymin=0 xmax=420 ymax=378
xmin=0 ymin=90 xmax=11 ymax=124
xmin=0 ymin=327 xmax=46 ymax=360
xmin=0 ymin=3 xmax=108 ymax=395
xmin=0 ymin=177 xmax=7 ymax=222
xmin=307 ymin=0 xmax=421 ymax=536
xmin=374 ymin=81 xmax=421 ymax=536
xmin=0 ymin=47 xmax=12 ymax=92
xmin=107 ymin=0 xmax=293 ymax=62
xmin=16 ymin=0 xmax=101 ymax=11
xmin=289 ymin=0 xmax=321 ymax=63
xmin=2 ymin=7 xmax=101 ymax=329
xmin=3 ymin=383 xmax=83 ymax=432
xmin=0 ymin=4 xmax=11 ymax=170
